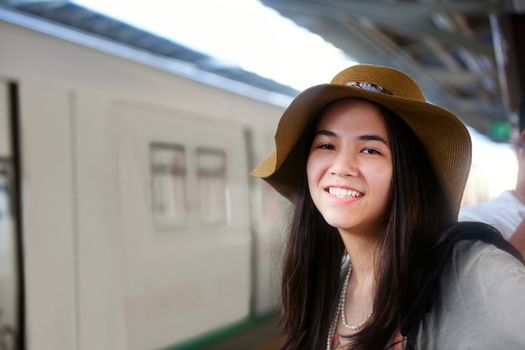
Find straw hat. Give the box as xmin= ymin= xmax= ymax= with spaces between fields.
xmin=251 ymin=64 xmax=472 ymax=217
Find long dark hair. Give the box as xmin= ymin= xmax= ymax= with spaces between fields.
xmin=279 ymin=101 xmax=453 ymax=349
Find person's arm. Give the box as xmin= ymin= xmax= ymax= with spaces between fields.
xmin=508 ymin=218 xmax=525 ymax=259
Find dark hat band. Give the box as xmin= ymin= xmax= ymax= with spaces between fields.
xmin=344 ymin=81 xmax=393 ymax=96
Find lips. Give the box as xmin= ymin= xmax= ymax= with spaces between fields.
xmin=325 ymin=186 xmax=363 ymax=199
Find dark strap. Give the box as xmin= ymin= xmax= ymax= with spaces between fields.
xmin=401 ymin=222 xmax=524 ymax=349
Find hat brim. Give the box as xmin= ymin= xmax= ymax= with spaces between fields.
xmin=251 ymin=83 xmax=471 ymax=216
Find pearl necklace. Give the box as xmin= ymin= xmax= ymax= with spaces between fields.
xmin=341 ymin=264 xmax=373 ymax=330
xmin=326 ymin=264 xmax=373 ymax=350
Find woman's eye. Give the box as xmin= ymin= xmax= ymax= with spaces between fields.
xmin=317 ymin=143 xmax=334 ymax=150
xmin=362 ymin=147 xmax=380 ymax=155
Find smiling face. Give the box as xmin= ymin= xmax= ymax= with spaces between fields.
xmin=306 ymin=98 xmax=393 ymax=236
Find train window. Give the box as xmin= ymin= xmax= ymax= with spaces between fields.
xmin=150 ymin=143 xmax=188 ymax=230
xmin=196 ymin=147 xmax=228 ymax=226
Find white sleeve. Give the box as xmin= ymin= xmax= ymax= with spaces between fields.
xmin=458 ymin=204 xmax=490 ymax=222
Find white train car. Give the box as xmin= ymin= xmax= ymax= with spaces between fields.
xmin=0 ymin=9 xmax=288 ymax=350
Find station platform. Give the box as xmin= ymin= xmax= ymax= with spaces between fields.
xmin=203 ymin=316 xmax=281 ymax=350
xmin=171 ymin=313 xmax=282 ymax=350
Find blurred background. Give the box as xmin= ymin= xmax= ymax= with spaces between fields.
xmin=0 ymin=0 xmax=523 ymax=349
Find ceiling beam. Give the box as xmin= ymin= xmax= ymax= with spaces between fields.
xmin=425 ymin=68 xmax=481 ymax=87
xmin=263 ymin=0 xmax=495 ymax=57
xmin=317 ymin=0 xmax=503 ymax=17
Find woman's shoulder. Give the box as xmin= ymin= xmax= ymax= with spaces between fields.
xmin=409 ymin=222 xmax=525 ymax=349
xmin=424 ymin=236 xmax=525 ymax=347
xmin=441 ymin=222 xmax=525 ymax=304
xmin=440 ymin=221 xmax=523 ymax=264
xmin=448 ymin=238 xmax=525 ymax=289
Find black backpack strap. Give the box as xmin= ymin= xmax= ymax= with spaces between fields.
xmin=401 ymin=222 xmax=524 ymax=349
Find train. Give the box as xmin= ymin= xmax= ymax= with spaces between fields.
xmin=0 ymin=9 xmax=291 ymax=350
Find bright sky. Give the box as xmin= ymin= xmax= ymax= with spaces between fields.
xmin=467 ymin=128 xmax=517 ymax=201
xmin=72 ymin=0 xmax=518 ymax=200
xmin=72 ymin=0 xmax=357 ymax=90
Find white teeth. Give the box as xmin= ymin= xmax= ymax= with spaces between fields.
xmin=328 ymin=187 xmax=363 ymax=199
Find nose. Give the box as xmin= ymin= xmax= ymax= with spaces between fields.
xmin=329 ymin=151 xmax=359 ymax=177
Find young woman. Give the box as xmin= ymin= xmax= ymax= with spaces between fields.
xmin=251 ymin=65 xmax=525 ymax=349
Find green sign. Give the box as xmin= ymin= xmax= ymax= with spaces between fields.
xmin=489 ymin=121 xmax=511 ymax=142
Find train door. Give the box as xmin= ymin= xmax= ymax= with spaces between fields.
xmin=0 ymin=80 xmax=21 ymax=349
xmin=249 ymin=129 xmax=287 ymax=317
xmin=113 ymin=101 xmax=250 ymax=350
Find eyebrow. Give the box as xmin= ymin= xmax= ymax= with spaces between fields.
xmin=315 ymin=129 xmax=389 ymax=145
xmin=358 ymin=134 xmax=389 ymax=145
xmin=315 ymin=129 xmax=337 ymax=137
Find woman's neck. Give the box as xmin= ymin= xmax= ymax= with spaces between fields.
xmin=336 ymin=228 xmax=378 ymax=339
xmin=339 ymin=228 xmax=378 ymax=285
